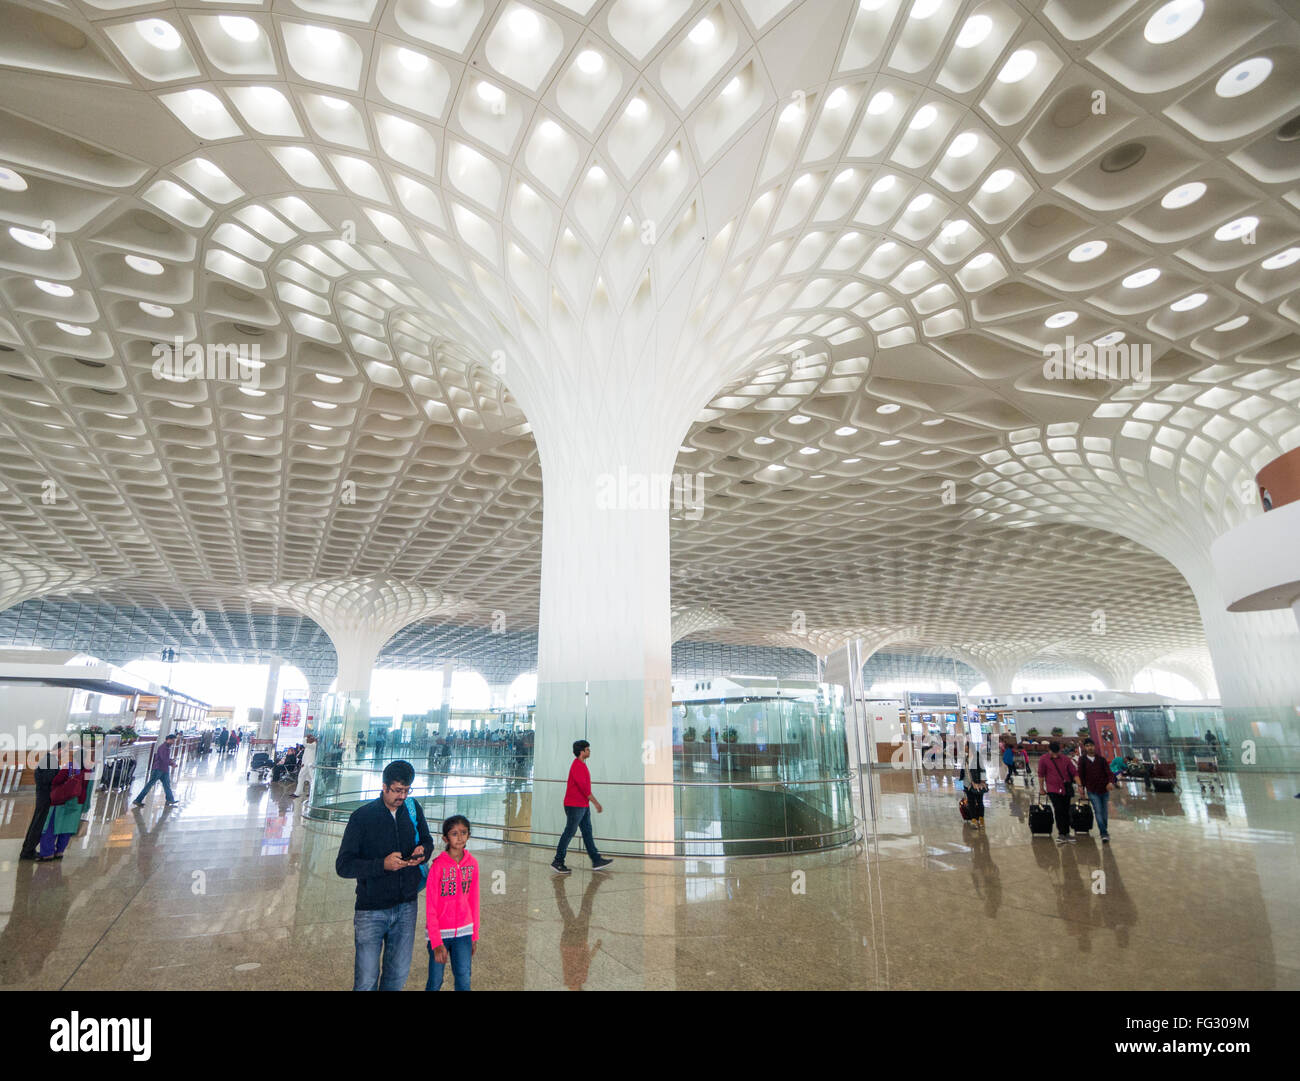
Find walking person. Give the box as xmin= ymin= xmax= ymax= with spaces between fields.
xmin=1001 ymin=740 xmax=1016 ymax=785
xmin=1077 ymin=737 xmax=1116 ymax=843
xmin=216 ymin=728 xmax=228 ymax=756
xmin=961 ymin=743 xmax=989 ymax=830
xmin=37 ymin=749 xmax=91 ymax=861
xmin=1038 ymin=740 xmax=1079 ymax=845
xmin=19 ymin=741 xmax=62 ymax=861
xmin=292 ymin=735 xmax=317 ymax=801
xmin=132 ymin=733 xmax=179 ymax=807
xmin=551 ymin=740 xmax=615 ymax=874
xmin=425 ymin=814 xmax=479 ymax=991
xmin=335 ymin=760 xmax=433 ymax=991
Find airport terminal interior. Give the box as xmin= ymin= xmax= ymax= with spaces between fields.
xmin=0 ymin=0 xmax=1298 ymax=991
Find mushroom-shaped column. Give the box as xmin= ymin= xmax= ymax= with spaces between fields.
xmin=0 ymin=557 xmax=98 ymax=613
xmin=671 ymin=604 xmax=732 ymax=644
xmin=946 ymin=642 xmax=1042 ymax=697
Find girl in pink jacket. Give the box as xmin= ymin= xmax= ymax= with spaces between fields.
xmin=425 ymin=814 xmax=480 ymax=991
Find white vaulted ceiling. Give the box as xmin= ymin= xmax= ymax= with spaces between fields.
xmin=0 ymin=0 xmax=1298 ymax=680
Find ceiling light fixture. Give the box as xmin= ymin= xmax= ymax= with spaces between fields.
xmin=789 ymin=414 xmax=811 ymax=424
xmin=876 ymin=403 xmax=900 ymax=414
xmin=398 ymin=47 xmax=429 ymax=72
xmin=1216 ymin=57 xmax=1272 ymax=98
xmin=126 ymin=255 xmax=165 ymax=275
xmin=1045 ymin=311 xmax=1078 ymax=328
xmin=1161 ymin=181 xmax=1206 ymax=209
xmin=948 ymin=131 xmax=978 ymax=157
xmin=1213 ymin=316 xmax=1248 ymax=332
xmin=34 ymin=280 xmax=73 ymax=297
xmin=981 ymin=168 xmax=1015 ymax=193
xmin=1068 ymin=240 xmax=1107 ymax=262
xmin=1170 ymin=293 xmax=1207 ymax=311
xmin=835 ymin=426 xmax=857 ymax=436
xmin=755 ymin=436 xmax=774 ymax=445
xmin=956 ymin=14 xmax=992 ymax=48
xmin=997 ymin=49 xmax=1038 ymax=84
xmin=56 ymin=321 xmax=91 ymax=336
xmin=909 ymin=104 xmax=937 ymax=129
xmin=867 ymin=90 xmax=894 ymax=115
xmin=1144 ymin=0 xmax=1203 ymax=44
xmin=0 ymin=166 xmax=27 ymax=192
xmin=1261 ymin=247 xmax=1300 ymax=270
xmin=1094 ymin=331 xmax=1125 ymax=347
xmin=576 ymin=49 xmax=604 ymax=74
xmin=219 ymin=15 xmax=260 ymax=42
xmin=1121 ymin=267 xmax=1160 ymax=288
xmin=9 ymin=226 xmax=53 ymax=250
xmin=1213 ymin=216 xmax=1258 ymax=241
xmin=137 ymin=18 xmax=182 ymax=51
xmin=476 ymin=82 xmax=505 ymax=105
xmin=689 ymin=18 xmax=716 ymax=45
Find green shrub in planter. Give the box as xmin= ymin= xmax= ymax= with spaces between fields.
xmin=1026 ymin=728 xmax=1039 ymax=738
xmin=682 ymin=727 xmax=696 ymax=743
xmin=1050 ymin=726 xmax=1064 ymax=736
xmin=1076 ymin=726 xmax=1089 ymax=738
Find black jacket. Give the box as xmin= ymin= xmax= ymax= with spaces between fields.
xmin=335 ymin=796 xmax=434 ymax=911
xmin=33 ymin=752 xmax=60 ymax=797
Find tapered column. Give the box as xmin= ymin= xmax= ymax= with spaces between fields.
xmin=259 ymin=658 xmax=282 ymax=740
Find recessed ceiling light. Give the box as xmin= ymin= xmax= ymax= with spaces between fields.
xmin=315 ymin=373 xmax=343 ymax=383
xmin=1216 ymin=57 xmax=1272 ymax=98
xmin=755 ymin=436 xmax=774 ymax=445
xmin=835 ymin=426 xmax=857 ymax=436
xmin=910 ymin=0 xmax=942 ymax=18
xmin=921 ymin=449 xmax=940 ymax=456
xmin=876 ymin=241 xmax=896 ymax=254
xmin=170 ymin=400 xmax=195 ymax=409
xmin=871 ymin=174 xmax=896 ymax=193
xmin=908 ymin=194 xmax=934 ymax=214
xmin=876 ymin=403 xmax=900 ymax=414
xmin=1121 ymin=267 xmax=1160 ymax=289
xmin=909 ymin=104 xmax=937 ymax=129
xmin=1068 ymin=240 xmax=1107 ymax=262
xmin=723 ymin=76 xmax=743 ymax=97
xmin=476 ymin=82 xmax=505 ymax=106
xmin=688 ymin=18 xmax=716 ymax=45
xmin=139 ymin=302 xmax=174 ymax=318
xmin=625 ymin=96 xmax=647 ymax=119
xmin=789 ymin=414 xmax=811 ymax=424
xmin=880 ymin=438 xmax=900 ymax=446
xmin=844 ymin=457 xmax=861 ymax=464
xmin=1094 ymin=331 xmax=1125 ymax=346
xmin=997 ymin=49 xmax=1038 ymax=84
xmin=137 ymin=18 xmax=182 ymax=51
xmin=219 ymin=15 xmax=260 ymax=42
xmin=1144 ymin=0 xmax=1203 ymax=44
xmin=939 ymin=219 xmax=969 ymax=240
xmin=956 ymin=14 xmax=992 ymax=48
xmin=239 ymin=386 xmax=265 ymax=396
xmin=1170 ymin=293 xmax=1207 ymax=311
xmin=981 ymin=168 xmax=1015 ymax=193
xmin=34 ymin=279 xmax=73 ymax=297
xmin=509 ymin=8 xmax=541 ymax=36
xmin=1045 ymin=311 xmax=1078 ymax=328
xmin=867 ymin=91 xmax=894 ymax=115
xmin=1214 ymin=216 xmax=1258 ymax=242
xmin=1213 ymin=316 xmax=1248 ymax=332
xmin=576 ymin=49 xmax=604 ymax=74
xmin=308 ymin=444 xmax=327 ymax=451
xmin=311 ymin=400 xmax=337 ymax=410
xmin=1099 ymin=141 xmax=1146 ymax=173
xmin=398 ymin=47 xmax=429 ymax=72
xmin=1261 ymin=247 xmax=1300 ymax=270
xmin=9 ymin=226 xmax=53 ymax=250
xmin=948 ymin=132 xmax=979 ymax=158
xmin=766 ymin=463 xmax=786 ymax=471
xmin=429 ymin=0 xmax=459 ymax=8
xmin=826 ymin=87 xmax=848 ymax=110
xmin=309 ymin=423 xmax=330 ymax=431
xmin=922 ymin=418 xmax=944 ymax=426
xmin=1160 ymin=182 xmax=1206 ymax=209
xmin=964 ymin=252 xmax=994 ymax=270
xmin=799 ymin=446 xmax=818 ymax=455
xmin=56 ymin=321 xmax=91 ymax=336
xmin=0 ymin=165 xmax=27 ymax=192
xmin=586 ymin=165 xmax=606 ymax=183
xmin=241 ymin=412 xmax=265 ymax=420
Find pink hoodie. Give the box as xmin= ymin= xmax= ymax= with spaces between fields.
xmin=426 ymin=849 xmax=480 ymax=947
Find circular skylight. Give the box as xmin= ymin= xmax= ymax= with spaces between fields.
xmin=1122 ymin=267 xmax=1161 ymax=289
xmin=1143 ymin=0 xmax=1203 ymax=45
xmin=1215 ymin=57 xmax=1272 ymax=98
xmin=1161 ymin=182 xmax=1206 ymax=209
xmin=1045 ymin=311 xmax=1078 ymax=328
xmin=688 ymin=18 xmax=716 ymax=45
xmin=139 ymin=302 xmax=175 ymax=318
xmin=997 ymin=49 xmax=1038 ymax=84
xmin=955 ymin=15 xmax=993 ymax=48
xmin=981 ymin=168 xmax=1015 ymax=193
xmin=909 ymin=104 xmax=938 ymax=129
xmin=137 ymin=19 xmax=182 ymax=51
xmin=1213 ymin=316 xmax=1249 ymax=332
xmin=948 ymin=132 xmax=979 ymax=158
xmin=1068 ymin=240 xmax=1107 ymax=262
xmin=867 ymin=91 xmax=894 ymax=115
xmin=576 ymin=49 xmax=604 ymax=74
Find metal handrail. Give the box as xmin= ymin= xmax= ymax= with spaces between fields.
xmin=314 ymin=765 xmax=857 ymax=788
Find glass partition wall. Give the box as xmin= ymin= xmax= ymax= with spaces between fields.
xmin=305 ymin=682 xmax=857 ymax=856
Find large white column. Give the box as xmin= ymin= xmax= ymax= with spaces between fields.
xmin=532 ymin=433 xmax=679 ymax=856
xmin=259 ymin=657 xmax=281 ymax=740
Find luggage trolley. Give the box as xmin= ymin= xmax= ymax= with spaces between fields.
xmin=1194 ymin=753 xmax=1224 ymax=797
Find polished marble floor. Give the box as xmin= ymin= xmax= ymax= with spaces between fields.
xmin=0 ymin=750 xmax=1296 ymax=990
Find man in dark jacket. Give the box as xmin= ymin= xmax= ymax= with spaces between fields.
xmin=19 ymin=742 xmax=61 ymax=860
xmin=335 ymin=759 xmax=433 ymax=991
xmin=1077 ymin=737 xmax=1116 ymax=843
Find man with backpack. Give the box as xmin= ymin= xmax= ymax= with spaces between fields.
xmin=335 ymin=760 xmax=433 ymax=990
xmin=1037 ymin=740 xmax=1079 ymax=845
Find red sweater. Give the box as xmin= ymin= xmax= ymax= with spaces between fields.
xmin=564 ymin=759 xmax=592 ymax=807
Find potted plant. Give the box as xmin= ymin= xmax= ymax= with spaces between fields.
xmin=723 ymin=727 xmax=739 ymax=743
xmin=682 ymin=727 xmax=696 ymax=743
xmin=1076 ymin=726 xmax=1089 ymax=738
xmin=1050 ymin=726 xmax=1064 ymax=737
xmin=1026 ymin=727 xmax=1039 ymax=739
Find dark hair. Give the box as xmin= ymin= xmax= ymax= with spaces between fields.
xmin=165 ymin=733 xmax=177 ymax=740
xmin=441 ymin=814 xmax=471 ymax=850
xmin=573 ymin=739 xmax=590 ymax=757
xmin=1048 ymin=740 xmax=1061 ymax=753
xmin=1082 ymin=737 xmax=1095 ymax=745
xmin=382 ymin=760 xmax=415 ymax=787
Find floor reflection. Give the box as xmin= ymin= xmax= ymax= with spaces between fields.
xmin=0 ymin=751 xmax=1294 ymax=989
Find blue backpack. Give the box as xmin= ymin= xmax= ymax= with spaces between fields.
xmin=405 ymin=799 xmax=429 ymax=890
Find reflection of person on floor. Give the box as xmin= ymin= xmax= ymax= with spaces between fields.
xmin=1097 ymin=847 xmax=1136 ymax=948
xmin=0 ymin=860 xmax=75 ymax=984
xmin=968 ymin=831 xmax=1001 ymax=918
xmin=19 ymin=743 xmax=61 ymax=861
xmin=1054 ymin=847 xmax=1093 ymax=952
xmin=553 ymin=874 xmax=606 ymax=990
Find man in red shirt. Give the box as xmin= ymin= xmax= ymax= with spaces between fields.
xmin=552 ymin=740 xmax=615 ymax=874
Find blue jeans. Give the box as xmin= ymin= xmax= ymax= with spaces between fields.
xmin=352 ymin=900 xmax=417 ymax=991
xmin=1088 ymin=791 xmax=1111 ymax=837
xmin=135 ymin=768 xmax=175 ymax=803
xmin=555 ymin=805 xmax=599 ymax=864
xmin=425 ymin=933 xmax=472 ymax=991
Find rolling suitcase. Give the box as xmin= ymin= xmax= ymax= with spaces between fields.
xmin=1152 ymin=777 xmax=1176 ymax=793
xmin=1070 ymin=799 xmax=1093 ymax=834
xmin=959 ymin=796 xmax=975 ymax=821
xmin=1029 ymin=802 xmax=1054 ymax=836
